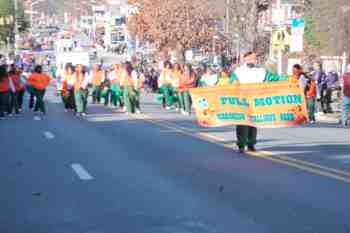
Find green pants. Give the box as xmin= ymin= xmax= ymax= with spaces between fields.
xmin=75 ymin=89 xmax=88 ymax=113
xmin=179 ymin=90 xmax=192 ymax=113
xmin=0 ymin=91 xmax=9 ymax=117
xmin=124 ymin=87 xmax=140 ymax=113
xmin=33 ymin=89 xmax=46 ymax=113
xmin=307 ymin=97 xmax=316 ymax=121
xmin=110 ymin=85 xmax=123 ymax=107
xmin=236 ymin=125 xmax=257 ymax=148
xmin=92 ymin=85 xmax=102 ymax=104
xmin=161 ymin=84 xmax=174 ymax=107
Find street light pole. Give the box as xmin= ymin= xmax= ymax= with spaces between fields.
xmin=30 ymin=0 xmax=44 ymax=32
xmin=14 ymin=0 xmax=19 ymax=54
xmin=277 ymin=0 xmax=283 ymax=75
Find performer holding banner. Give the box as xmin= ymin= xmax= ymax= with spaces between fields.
xmin=234 ymin=52 xmax=266 ymax=153
xmin=190 ymin=52 xmax=308 ymax=154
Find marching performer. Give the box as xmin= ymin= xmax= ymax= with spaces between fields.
xmin=178 ymin=64 xmax=197 ymax=115
xmin=0 ymin=65 xmax=10 ymax=119
xmin=158 ymin=61 xmax=174 ymax=110
xmin=199 ymin=65 xmax=218 ymax=87
xmin=171 ymin=63 xmax=182 ymax=111
xmin=108 ymin=64 xmax=124 ymax=108
xmin=121 ymin=62 xmax=141 ymax=114
xmin=27 ymin=65 xmax=51 ymax=115
xmin=74 ymin=64 xmax=89 ymax=116
xmin=90 ymin=64 xmax=105 ymax=104
xmin=8 ymin=65 xmax=25 ymax=114
xmin=234 ymin=52 xmax=266 ymax=153
xmin=61 ymin=64 xmax=76 ymax=112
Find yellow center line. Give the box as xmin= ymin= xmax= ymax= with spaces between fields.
xmin=132 ymin=113 xmax=350 ymax=184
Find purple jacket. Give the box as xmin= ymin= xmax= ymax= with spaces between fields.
xmin=313 ymin=70 xmax=327 ymax=88
xmin=325 ymin=72 xmax=339 ymax=89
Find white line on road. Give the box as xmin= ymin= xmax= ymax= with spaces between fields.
xmin=43 ymin=131 xmax=55 ymax=140
xmin=71 ymin=164 xmax=94 ymax=180
xmin=331 ymin=155 xmax=350 ymax=160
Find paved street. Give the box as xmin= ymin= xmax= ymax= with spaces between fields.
xmin=1 ymin=87 xmax=350 ymax=233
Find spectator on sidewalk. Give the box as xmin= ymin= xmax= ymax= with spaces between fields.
xmin=305 ymin=76 xmax=317 ymax=124
xmin=341 ymin=65 xmax=350 ymax=127
xmin=311 ymin=63 xmax=326 ymax=111
xmin=320 ymin=68 xmax=339 ymax=114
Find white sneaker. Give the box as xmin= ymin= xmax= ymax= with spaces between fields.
xmin=181 ymin=110 xmax=186 ymax=115
xmin=136 ymin=109 xmax=141 ymax=114
xmin=122 ymin=106 xmax=127 ymax=112
xmin=81 ymin=113 xmax=87 ymax=117
xmin=184 ymin=112 xmax=190 ymax=116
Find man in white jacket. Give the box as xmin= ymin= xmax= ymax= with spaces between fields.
xmin=234 ymin=52 xmax=266 ymax=153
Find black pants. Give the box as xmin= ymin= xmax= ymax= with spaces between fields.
xmin=29 ymin=92 xmax=36 ymax=110
xmin=16 ymin=90 xmax=25 ymax=110
xmin=320 ymin=87 xmax=332 ymax=113
xmin=9 ymin=92 xmax=19 ymax=114
xmin=0 ymin=91 xmax=9 ymax=117
xmin=236 ymin=125 xmax=257 ymax=148
xmin=32 ymin=89 xmax=46 ymax=113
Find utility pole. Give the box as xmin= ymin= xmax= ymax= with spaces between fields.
xmin=14 ymin=0 xmax=19 ymax=54
xmin=225 ymin=0 xmax=230 ymax=34
xmin=277 ymin=0 xmax=283 ymax=75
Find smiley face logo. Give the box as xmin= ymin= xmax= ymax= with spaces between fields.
xmin=198 ymin=98 xmax=209 ymax=110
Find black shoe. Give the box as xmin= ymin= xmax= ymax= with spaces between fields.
xmin=247 ymin=146 xmax=257 ymax=152
xmin=238 ymin=147 xmax=245 ymax=153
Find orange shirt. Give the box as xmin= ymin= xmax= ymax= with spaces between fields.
xmin=74 ymin=73 xmax=85 ymax=91
xmin=179 ymin=73 xmax=196 ymax=92
xmin=0 ymin=77 xmax=10 ymax=92
xmin=91 ymin=70 xmax=104 ymax=86
xmin=306 ymin=80 xmax=317 ymax=98
xmin=27 ymin=73 xmax=51 ymax=90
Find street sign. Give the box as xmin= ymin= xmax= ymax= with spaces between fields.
xmin=290 ymin=18 xmax=305 ymax=52
xmin=272 ymin=28 xmax=291 ymax=51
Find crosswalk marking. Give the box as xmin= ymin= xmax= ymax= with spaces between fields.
xmin=43 ymin=131 xmax=55 ymax=140
xmin=71 ymin=164 xmax=94 ymax=180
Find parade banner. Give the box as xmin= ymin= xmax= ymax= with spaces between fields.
xmin=190 ymin=82 xmax=308 ymax=128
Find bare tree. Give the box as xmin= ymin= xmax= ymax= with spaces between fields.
xmin=226 ymin=0 xmax=271 ymax=54
xmin=127 ymin=0 xmax=217 ymax=62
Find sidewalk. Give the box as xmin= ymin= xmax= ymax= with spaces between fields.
xmin=316 ymin=112 xmax=341 ymax=124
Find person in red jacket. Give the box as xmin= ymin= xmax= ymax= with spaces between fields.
xmin=0 ymin=65 xmax=10 ymax=119
xmin=305 ymin=76 xmax=317 ymax=124
xmin=8 ymin=65 xmax=25 ymax=114
xmin=341 ymin=65 xmax=350 ymax=127
xmin=27 ymin=65 xmax=51 ymax=114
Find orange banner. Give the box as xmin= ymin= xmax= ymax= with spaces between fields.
xmin=190 ymin=82 xmax=308 ymax=128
